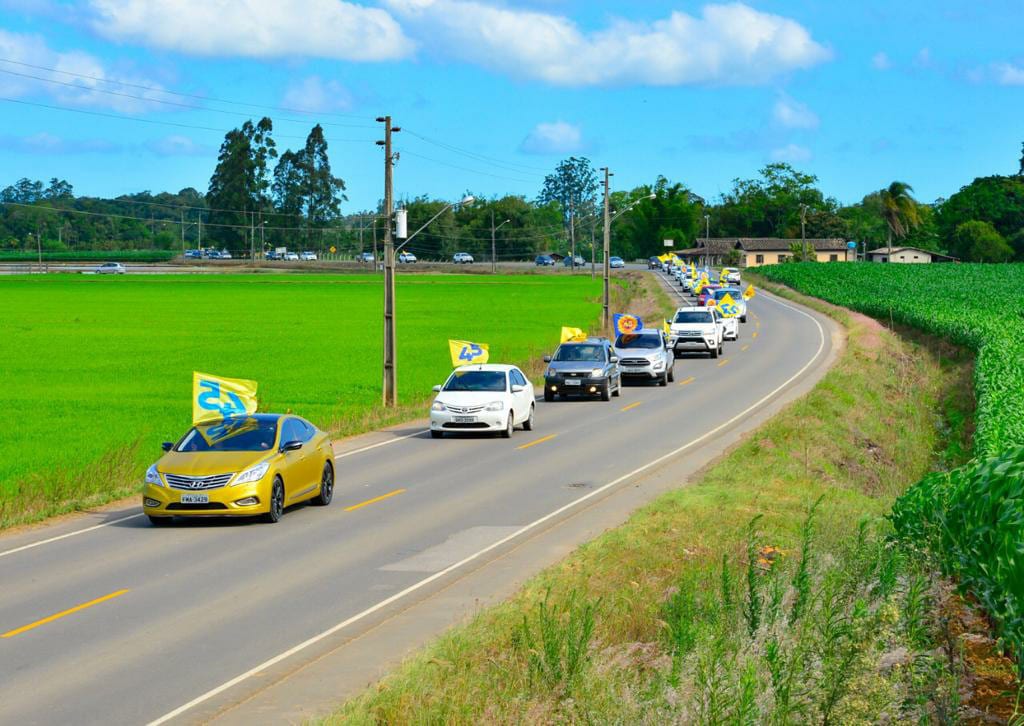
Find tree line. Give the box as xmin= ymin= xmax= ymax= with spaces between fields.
xmin=2 ymin=122 xmax=1023 ymax=263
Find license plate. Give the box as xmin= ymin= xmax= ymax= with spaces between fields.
xmin=564 ymin=379 xmax=582 ymax=386
xmin=453 ymin=416 xmax=476 ymax=423
xmin=180 ymin=493 xmax=209 ymax=504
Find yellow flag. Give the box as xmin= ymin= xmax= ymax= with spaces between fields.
xmin=690 ymin=264 xmax=697 ymax=279
xmin=193 ymin=372 xmax=258 ymax=425
xmin=694 ymin=275 xmax=709 ymax=294
xmin=663 ymin=319 xmax=671 ymax=335
xmin=449 ymin=339 xmax=489 ymax=367
xmin=560 ymin=326 xmax=587 ymax=343
xmin=742 ymin=284 xmax=756 ymax=301
xmin=658 ymin=253 xmax=672 ymax=263
xmin=718 ymin=293 xmax=741 ymax=318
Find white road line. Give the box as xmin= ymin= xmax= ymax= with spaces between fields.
xmin=147 ymin=288 xmax=827 ymax=726
xmin=0 ymin=513 xmax=146 ymax=559
xmin=333 ymin=430 xmax=426 ymax=460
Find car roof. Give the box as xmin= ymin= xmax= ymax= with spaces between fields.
xmin=450 ymin=364 xmax=517 ymax=373
xmin=195 ymin=413 xmax=284 ymax=427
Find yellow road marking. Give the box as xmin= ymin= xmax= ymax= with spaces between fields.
xmin=752 ymin=331 xmax=759 ymax=339
xmin=517 ymin=433 xmax=558 ymax=450
xmin=718 ymin=359 xmax=731 ymax=367
xmin=741 ymin=344 xmax=750 ymax=351
xmin=620 ymin=401 xmax=643 ymax=412
xmin=2 ymin=589 xmax=129 ymax=638
xmin=345 ymin=488 xmax=406 ymax=512
xmin=755 ymin=321 xmax=761 ymax=329
xmin=678 ymin=376 xmax=696 ymax=386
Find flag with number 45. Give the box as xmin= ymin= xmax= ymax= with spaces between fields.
xmin=449 ymin=339 xmax=490 ymax=367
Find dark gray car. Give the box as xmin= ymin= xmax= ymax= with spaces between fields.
xmin=542 ymin=338 xmax=621 ymax=402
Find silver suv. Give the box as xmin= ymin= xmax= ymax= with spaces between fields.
xmin=613 ymin=330 xmax=675 ymax=386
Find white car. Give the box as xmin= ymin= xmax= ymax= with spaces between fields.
xmin=720 ymin=267 xmax=741 ymax=284
xmin=300 ymin=251 xmax=317 ymax=261
xmin=452 ymin=252 xmax=474 ymax=264
xmin=219 ymin=250 xmax=233 ymax=260
xmin=668 ymin=307 xmax=725 ymax=358
xmin=284 ymin=251 xmax=300 ymax=261
xmin=96 ymin=262 xmax=126 ymax=274
xmin=430 ymin=364 xmax=535 ymax=439
xmin=398 ymin=251 xmax=417 ymax=264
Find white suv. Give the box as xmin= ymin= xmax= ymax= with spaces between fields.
xmin=614 ymin=330 xmax=675 ymax=386
xmin=398 ymin=251 xmax=417 ymax=264
xmin=668 ymin=307 xmax=725 ymax=358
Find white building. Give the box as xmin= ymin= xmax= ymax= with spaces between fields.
xmin=866 ymin=247 xmax=957 ymax=264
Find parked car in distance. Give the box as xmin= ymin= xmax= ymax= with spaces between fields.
xmin=218 ymin=250 xmax=233 ymax=260
xmin=265 ymin=250 xmax=282 ymax=261
xmin=610 ymin=256 xmax=626 ymax=269
xmin=543 ymin=338 xmax=621 ymax=402
xmin=614 ymin=330 xmax=674 ymax=386
xmin=562 ymin=254 xmax=586 ymax=267
xmin=96 ymin=262 xmax=126 ymax=274
xmin=359 ymin=251 xmax=375 ymax=263
xmin=283 ymin=251 xmax=300 ymax=261
xmin=398 ymin=251 xmax=417 ymax=263
xmin=535 ymin=254 xmax=555 ymax=266
xmin=429 ymin=364 xmax=535 ymax=439
xmin=452 ymin=252 xmax=474 ymax=264
xmin=184 ymin=249 xmax=201 ymax=259
xmin=300 ymin=251 xmax=317 ymax=261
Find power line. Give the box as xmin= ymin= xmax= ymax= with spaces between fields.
xmin=398 ymin=149 xmax=538 ymax=184
xmin=402 ymin=128 xmax=550 ymax=175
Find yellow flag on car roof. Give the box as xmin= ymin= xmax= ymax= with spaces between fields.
xmin=449 ymin=339 xmax=490 ymax=367
xmin=192 ymin=372 xmax=258 ymax=425
xmin=560 ymin=326 xmax=587 ymax=343
xmin=742 ymin=284 xmax=756 ymax=301
xmin=663 ymin=319 xmax=671 ymax=335
xmin=718 ymin=293 xmax=741 ymax=318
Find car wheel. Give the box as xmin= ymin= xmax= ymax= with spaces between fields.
xmin=741 ymin=315 xmax=747 ymax=323
xmin=501 ymin=413 xmax=514 ymax=438
xmin=431 ymin=430 xmax=443 ymax=439
xmin=667 ymin=367 xmax=675 ymax=383
xmin=523 ymin=404 xmax=535 ymax=431
xmin=718 ymin=342 xmax=724 ymax=355
xmin=148 ymin=515 xmax=173 ymax=527
xmin=601 ymin=382 xmax=611 ymax=401
xmin=544 ymin=390 xmax=555 ymax=403
xmin=659 ymin=372 xmax=668 ymax=387
xmin=612 ymin=378 xmax=621 ymax=397
xmin=710 ymin=346 xmax=719 ymax=359
xmin=312 ymin=462 xmax=333 ymax=506
xmin=263 ymin=477 xmax=285 ymax=523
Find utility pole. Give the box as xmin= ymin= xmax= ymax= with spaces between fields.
xmin=491 ymin=209 xmax=497 ymax=274
xmin=372 ymin=216 xmax=378 ymax=272
xmin=703 ymin=214 xmax=710 ymax=269
xmin=377 ymin=116 xmax=401 ymax=407
xmin=601 ymin=167 xmax=612 ymax=330
xmin=197 ymin=213 xmax=202 ymax=250
xmin=180 ymin=209 xmax=185 ymax=258
xmin=569 ymin=195 xmax=576 ymax=274
xmin=800 ymin=204 xmax=808 ymax=261
xmin=358 ymin=215 xmax=365 ymax=265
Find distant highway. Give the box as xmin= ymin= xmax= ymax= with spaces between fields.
xmin=0 ymin=271 xmax=834 ymax=725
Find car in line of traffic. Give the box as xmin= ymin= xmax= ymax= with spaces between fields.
xmin=95 ymin=262 xmax=126 ymax=275
xmin=542 ymin=337 xmax=622 ymax=402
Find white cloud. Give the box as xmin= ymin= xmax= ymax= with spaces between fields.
xmin=993 ymin=62 xmax=1024 ymax=86
xmin=0 ymin=132 xmax=121 ymax=154
xmin=145 ymin=135 xmax=211 ymax=157
xmin=0 ymin=29 xmax=164 ymax=111
xmin=872 ymin=51 xmax=891 ymax=70
xmin=383 ymin=0 xmax=831 ymax=86
xmin=88 ymin=0 xmax=411 ymax=61
xmin=913 ymin=47 xmax=933 ymax=69
xmin=281 ymin=76 xmax=355 ymax=113
xmin=772 ymin=95 xmax=819 ymax=130
xmin=770 ymin=143 xmax=812 ymax=163
xmin=520 ymin=121 xmax=584 ymax=155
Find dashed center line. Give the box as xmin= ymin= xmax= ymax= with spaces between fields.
xmin=620 ymin=401 xmax=643 ymax=412
xmin=752 ymin=331 xmax=759 ymax=339
xmin=741 ymin=344 xmax=750 ymax=351
xmin=344 ymin=489 xmax=406 ymax=512
xmin=517 ymin=433 xmax=557 ymax=450
xmin=2 ymin=589 xmax=129 ymax=638
xmin=718 ymin=359 xmax=731 ymax=367
xmin=677 ymin=376 xmax=696 ymax=386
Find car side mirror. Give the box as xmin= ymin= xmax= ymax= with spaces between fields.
xmin=432 ymin=385 xmax=442 ymax=392
xmin=161 ymin=442 xmax=174 ymax=452
xmin=511 ymin=385 xmax=524 ymax=393
xmin=281 ymin=440 xmax=303 ymax=452
xmin=543 ymin=355 xmax=552 ymax=363
xmin=610 ymin=356 xmax=619 ymax=364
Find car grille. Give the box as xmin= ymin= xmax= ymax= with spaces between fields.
xmin=166 ymin=502 xmax=229 ymax=511
xmin=442 ymin=422 xmax=490 ymax=429
xmin=445 ymin=404 xmax=486 ymax=415
xmin=620 ymin=358 xmax=651 ymax=367
xmin=165 ymin=473 xmax=234 ymax=490
xmin=675 ymin=330 xmax=700 ymax=337
xmin=561 ymin=371 xmax=591 ymax=378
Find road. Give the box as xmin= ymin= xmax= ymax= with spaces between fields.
xmin=0 ymin=271 xmax=833 ymax=725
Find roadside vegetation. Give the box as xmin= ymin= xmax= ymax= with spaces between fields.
xmin=758 ymin=262 xmax=1024 ymax=675
xmin=0 ymin=272 xmax=614 ymax=528
xmin=328 ymin=281 xmax=1019 ymax=723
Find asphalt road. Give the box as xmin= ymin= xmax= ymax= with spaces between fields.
xmin=0 ymin=270 xmax=830 ymax=725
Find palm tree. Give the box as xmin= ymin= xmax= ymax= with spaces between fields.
xmin=878 ymin=181 xmax=920 ymax=259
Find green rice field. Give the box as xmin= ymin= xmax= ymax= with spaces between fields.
xmin=0 ymin=273 xmax=602 ymax=525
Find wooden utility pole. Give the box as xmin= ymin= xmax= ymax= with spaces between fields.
xmin=569 ymin=195 xmax=576 ymax=274
xmin=491 ymin=209 xmax=497 ymax=274
xmin=601 ymin=167 xmax=612 ymax=330
xmin=377 ymin=116 xmax=401 ymax=407
xmin=180 ymin=210 xmax=185 ymax=258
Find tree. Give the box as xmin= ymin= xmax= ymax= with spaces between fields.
xmin=43 ymin=178 xmax=74 ymax=200
xmin=1018 ymin=142 xmax=1023 ymax=177
xmin=300 ymin=124 xmax=347 ymax=239
xmin=613 ymin=177 xmax=703 ymax=260
xmin=788 ymin=241 xmax=818 ymax=262
xmin=878 ymin=181 xmax=920 ymax=255
xmin=206 ymin=118 xmax=277 ymax=250
xmin=537 ymin=157 xmax=598 ymax=246
xmin=951 ymin=221 xmax=1013 ymax=262
xmin=713 ymin=163 xmax=839 ymax=239
xmin=936 ymin=175 xmax=1024 ymax=247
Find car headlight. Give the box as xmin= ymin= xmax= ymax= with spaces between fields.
xmin=545 ymin=367 xmax=556 ymax=378
xmin=233 ymin=461 xmax=270 ymax=486
xmin=591 ymin=368 xmax=605 ymax=377
xmin=485 ymin=400 xmax=504 ymax=412
xmin=431 ymin=400 xmax=447 ymax=412
xmin=653 ymin=360 xmax=665 ymax=370
xmin=145 ymin=464 xmax=163 ymax=486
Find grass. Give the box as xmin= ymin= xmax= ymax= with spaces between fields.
xmin=0 ymin=272 xmax=618 ymax=528
xmin=0 ymin=250 xmax=179 ymax=263
xmin=326 ymin=286 xmax=992 ymax=724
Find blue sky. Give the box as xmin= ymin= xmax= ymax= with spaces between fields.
xmin=1 ymin=0 xmax=1022 ymax=211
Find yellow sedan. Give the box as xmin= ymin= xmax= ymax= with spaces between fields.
xmin=142 ymin=413 xmax=335 ymax=525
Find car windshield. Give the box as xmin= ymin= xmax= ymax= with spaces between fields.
xmin=553 ymin=344 xmax=605 ymax=362
xmin=444 ymin=370 xmax=507 ymax=392
xmin=615 ymin=334 xmax=661 ymax=349
xmin=714 ymin=289 xmax=740 ymax=299
xmin=674 ymin=311 xmax=714 ymax=324
xmin=176 ymin=417 xmax=278 ymax=452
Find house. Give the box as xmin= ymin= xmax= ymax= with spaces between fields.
xmin=674 ymin=238 xmax=853 ymax=267
xmin=866 ymin=247 xmax=957 ymax=264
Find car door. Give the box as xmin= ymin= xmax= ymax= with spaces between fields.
xmin=279 ymin=418 xmax=315 ymax=500
xmin=510 ymin=369 xmax=532 ymax=422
